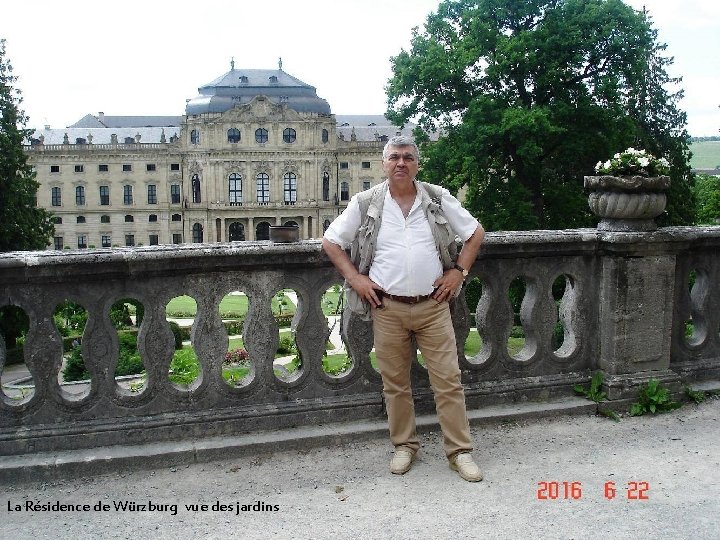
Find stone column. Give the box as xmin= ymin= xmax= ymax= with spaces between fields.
xmin=587 ymin=174 xmax=681 ymax=398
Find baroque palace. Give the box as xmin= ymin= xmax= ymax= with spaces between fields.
xmin=26 ymin=60 xmax=413 ymax=249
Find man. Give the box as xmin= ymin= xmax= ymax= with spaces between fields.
xmin=322 ymin=135 xmax=485 ymax=482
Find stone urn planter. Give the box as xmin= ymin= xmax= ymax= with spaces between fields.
xmin=584 ymin=175 xmax=671 ymax=232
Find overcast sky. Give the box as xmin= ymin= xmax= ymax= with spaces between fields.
xmin=2 ymin=0 xmax=718 ymax=136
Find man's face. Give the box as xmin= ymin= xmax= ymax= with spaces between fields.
xmin=382 ymin=145 xmax=419 ymax=182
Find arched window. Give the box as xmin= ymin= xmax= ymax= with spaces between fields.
xmin=192 ymin=223 xmax=204 ymax=243
xmin=322 ymin=172 xmax=330 ymax=201
xmin=101 ymin=215 xmax=110 ymax=223
xmin=323 ymin=219 xmax=331 ymax=232
xmin=75 ymin=186 xmax=85 ymax=206
xmin=171 ymin=213 xmax=182 ymax=222
xmin=256 ymin=172 xmax=270 ymax=203
xmin=76 ymin=216 xmax=86 ymax=224
xmin=321 ymin=129 xmax=329 ymax=143
xmin=124 ymin=214 xmax=134 ymax=223
xmin=284 ymin=220 xmax=298 ymax=228
xmin=255 ymin=128 xmax=268 ymax=144
xmin=283 ymin=172 xmax=297 ymax=205
xmin=229 ymin=222 xmax=245 ymax=242
xmin=229 ymin=173 xmax=242 ymax=205
xmin=190 ymin=129 xmax=200 ymax=145
xmin=340 ymin=181 xmax=350 ymax=201
xmin=255 ymin=221 xmax=270 ymax=241
xmin=148 ymin=214 xmax=158 ymax=222
xmin=192 ymin=174 xmax=201 ymax=203
xmin=227 ymin=128 xmax=241 ymax=143
xmin=283 ymin=128 xmax=296 ymax=143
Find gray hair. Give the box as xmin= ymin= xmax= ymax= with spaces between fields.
xmin=382 ymin=135 xmax=420 ymax=160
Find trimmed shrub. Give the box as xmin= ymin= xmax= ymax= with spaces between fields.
xmin=168 ymin=321 xmax=184 ymax=350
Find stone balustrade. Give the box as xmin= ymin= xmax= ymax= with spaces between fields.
xmin=1 ymin=226 xmax=719 ymax=456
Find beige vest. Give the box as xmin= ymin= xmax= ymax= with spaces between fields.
xmin=345 ymin=180 xmax=460 ymax=320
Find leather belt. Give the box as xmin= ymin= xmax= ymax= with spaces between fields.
xmin=384 ymin=293 xmax=432 ymax=305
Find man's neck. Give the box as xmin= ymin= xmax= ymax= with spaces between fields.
xmin=388 ymin=178 xmax=417 ymax=199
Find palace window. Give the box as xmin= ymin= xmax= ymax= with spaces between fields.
xmin=171 ymin=213 xmax=182 ymax=222
xmin=229 ymin=173 xmax=243 ymax=205
xmin=363 ymin=181 xmax=371 ymax=191
xmin=99 ymin=185 xmax=110 ymax=205
xmin=256 ymin=173 xmax=270 ymax=203
xmin=123 ymin=164 xmax=132 ymax=172
xmin=125 ymin=235 xmax=135 ymax=247
xmin=340 ymin=162 xmax=349 ymax=169
xmin=190 ymin=129 xmax=200 ymax=145
xmin=149 ymin=214 xmax=158 ymax=223
xmin=172 ymin=233 xmax=182 ymax=244
xmin=192 ymin=223 xmax=203 ymax=243
xmin=191 ymin=174 xmax=201 ymax=203
xmin=53 ymin=216 xmax=63 ymax=224
xmin=50 ymin=165 xmax=60 ymax=173
xmin=99 ymin=164 xmax=109 ymax=172
xmin=51 ymin=187 xmax=61 ymax=206
xmin=322 ymin=172 xmax=330 ymax=202
xmin=362 ymin=162 xmax=371 ymax=169
xmin=146 ymin=164 xmax=156 ymax=172
xmin=77 ymin=235 xmax=87 ymax=249
xmin=283 ymin=128 xmax=296 ymax=143
xmin=75 ymin=186 xmax=86 ymax=206
xmin=147 ymin=184 xmax=157 ymax=204
xmin=54 ymin=237 xmax=63 ymax=250
xmin=101 ymin=215 xmax=110 ymax=223
xmin=227 ymin=128 xmax=241 ymax=143
xmin=170 ymin=163 xmax=180 ymax=171
xmin=124 ymin=215 xmax=134 ymax=223
xmin=74 ymin=165 xmax=84 ymax=173
xmin=149 ymin=235 xmax=159 ymax=246
xmin=101 ymin=235 xmax=111 ymax=248
xmin=322 ymin=129 xmax=329 ymax=143
xmin=123 ymin=185 xmax=133 ymax=205
xmin=170 ymin=184 xmax=181 ymax=204
xmin=255 ymin=128 xmax=268 ymax=144
xmin=76 ymin=216 xmax=86 ymax=224
xmin=340 ymin=182 xmax=349 ymax=201
xmin=283 ymin=172 xmax=297 ymax=205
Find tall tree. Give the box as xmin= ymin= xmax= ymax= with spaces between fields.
xmin=0 ymin=38 xmax=54 ymax=251
xmin=386 ymin=0 xmax=694 ymax=230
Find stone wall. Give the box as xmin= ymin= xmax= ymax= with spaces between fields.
xmin=1 ymin=227 xmax=719 ymax=455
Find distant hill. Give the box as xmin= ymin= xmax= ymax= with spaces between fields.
xmin=690 ymin=140 xmax=720 ymax=170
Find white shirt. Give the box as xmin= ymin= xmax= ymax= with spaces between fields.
xmin=324 ymin=181 xmax=480 ymax=296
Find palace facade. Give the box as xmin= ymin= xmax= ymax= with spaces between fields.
xmin=26 ymin=61 xmax=413 ymax=249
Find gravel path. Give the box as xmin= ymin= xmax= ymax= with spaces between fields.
xmin=2 ymin=398 xmax=719 ymax=539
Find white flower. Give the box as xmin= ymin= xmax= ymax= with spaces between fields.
xmin=638 ymin=157 xmax=650 ymax=167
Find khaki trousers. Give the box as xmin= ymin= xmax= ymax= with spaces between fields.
xmin=372 ymin=297 xmax=473 ymax=459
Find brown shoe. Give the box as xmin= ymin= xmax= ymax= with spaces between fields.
xmin=390 ymin=449 xmax=416 ymax=475
xmin=449 ymin=453 xmax=483 ymax=482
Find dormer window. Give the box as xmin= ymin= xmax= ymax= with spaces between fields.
xmin=269 ymin=75 xmax=278 ymax=83
xmin=239 ymin=75 xmax=248 ymax=83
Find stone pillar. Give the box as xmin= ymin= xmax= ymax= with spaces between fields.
xmin=588 ymin=173 xmax=682 ymax=398
xmin=597 ymin=246 xmax=680 ymax=398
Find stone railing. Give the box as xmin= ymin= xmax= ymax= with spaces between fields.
xmin=1 ymin=225 xmax=719 ymax=456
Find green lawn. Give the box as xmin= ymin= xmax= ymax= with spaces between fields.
xmin=321 ymin=290 xmax=343 ymax=316
xmin=166 ymin=292 xmax=296 ymax=317
xmin=690 ymin=141 xmax=720 ymax=170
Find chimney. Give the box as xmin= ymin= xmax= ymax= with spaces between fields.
xmin=98 ymin=111 xmax=105 ymax=125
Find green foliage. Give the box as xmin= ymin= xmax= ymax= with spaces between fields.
xmin=386 ymin=0 xmax=695 ymax=230
xmin=0 ymin=39 xmax=54 ymax=251
xmin=168 ymin=321 xmax=184 ymax=350
xmin=684 ymin=386 xmax=706 ymax=404
xmin=692 ymin=174 xmax=720 ymax=225
xmin=114 ymin=331 xmax=144 ymax=376
xmin=277 ymin=334 xmax=296 ymax=355
xmin=574 ymin=371 xmax=607 ymax=403
xmin=0 ymin=305 xmax=29 ymax=350
xmin=322 ymin=354 xmax=352 ymax=375
xmin=629 ymin=379 xmax=681 ymax=416
xmin=169 ymin=349 xmax=200 ymax=386
xmin=62 ymin=345 xmax=89 ymax=382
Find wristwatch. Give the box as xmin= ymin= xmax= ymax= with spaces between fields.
xmin=454 ymin=263 xmax=469 ymax=278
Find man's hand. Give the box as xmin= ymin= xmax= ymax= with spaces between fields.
xmin=432 ymin=268 xmax=464 ymax=302
xmin=347 ymin=273 xmax=385 ymax=308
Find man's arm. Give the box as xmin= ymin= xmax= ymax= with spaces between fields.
xmin=432 ymin=224 xmax=485 ymax=301
xmin=321 ymin=238 xmax=384 ymax=308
